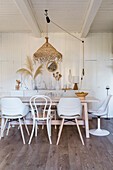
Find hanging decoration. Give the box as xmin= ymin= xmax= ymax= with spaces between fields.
xmin=33 ymin=10 xmax=62 ymax=63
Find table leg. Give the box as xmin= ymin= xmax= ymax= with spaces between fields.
xmin=1 ymin=118 xmax=5 ymax=138
xmin=83 ymin=103 xmax=90 ymax=138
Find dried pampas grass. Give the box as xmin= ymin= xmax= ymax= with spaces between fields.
xmin=16 ymin=68 xmax=33 ymax=77
xmin=34 ymin=65 xmax=43 ymax=79
xmin=16 ymin=56 xmax=43 ymax=80
xmin=25 ymin=56 xmax=33 ymax=72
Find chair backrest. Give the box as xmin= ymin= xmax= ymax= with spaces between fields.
xmin=30 ymin=95 xmax=52 ymax=119
xmin=1 ymin=98 xmax=24 ymax=116
xmin=57 ymin=97 xmax=82 ymax=117
xmin=98 ymin=95 xmax=112 ymax=113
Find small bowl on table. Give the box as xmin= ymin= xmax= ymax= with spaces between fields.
xmin=75 ymin=92 xmax=88 ymax=100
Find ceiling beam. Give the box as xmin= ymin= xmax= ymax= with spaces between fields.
xmin=14 ymin=0 xmax=41 ymax=37
xmin=81 ymin=0 xmax=102 ymax=38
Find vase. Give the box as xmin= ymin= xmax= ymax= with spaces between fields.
xmin=68 ymin=69 xmax=72 ymax=88
xmin=32 ymin=79 xmax=37 ymax=90
xmin=56 ymin=81 xmax=60 ymax=90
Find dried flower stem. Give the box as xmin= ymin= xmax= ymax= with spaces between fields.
xmin=53 ymin=72 xmax=62 ymax=81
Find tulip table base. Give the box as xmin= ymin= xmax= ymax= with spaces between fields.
xmin=89 ymin=129 xmax=110 ymax=136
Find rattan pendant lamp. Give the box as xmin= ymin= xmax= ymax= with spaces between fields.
xmin=33 ymin=10 xmax=62 ymax=63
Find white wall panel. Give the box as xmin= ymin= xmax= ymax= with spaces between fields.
xmin=1 ymin=61 xmax=14 ymax=90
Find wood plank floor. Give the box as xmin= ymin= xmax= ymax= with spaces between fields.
xmin=0 ymin=118 xmax=113 ymax=170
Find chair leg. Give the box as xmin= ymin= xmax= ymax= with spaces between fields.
xmin=97 ymin=117 xmax=101 ymax=130
xmin=6 ymin=121 xmax=10 ymax=136
xmin=0 ymin=118 xmax=5 ymax=139
xmin=56 ymin=118 xmax=64 ymax=145
xmin=19 ymin=118 xmax=25 ymax=144
xmin=2 ymin=118 xmax=8 ymax=137
xmin=42 ymin=124 xmax=44 ymax=129
xmin=75 ymin=118 xmax=84 ymax=145
xmin=23 ymin=118 xmax=30 ymax=136
xmin=54 ymin=112 xmax=57 ymax=130
xmin=35 ymin=122 xmax=37 ymax=137
xmin=47 ymin=118 xmax=52 ymax=144
xmin=28 ymin=120 xmax=35 ymax=144
xmin=49 ymin=118 xmax=51 ymax=136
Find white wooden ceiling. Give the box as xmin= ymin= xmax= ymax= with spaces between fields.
xmin=90 ymin=0 xmax=113 ymax=32
xmin=28 ymin=0 xmax=90 ymax=33
xmin=0 ymin=0 xmax=113 ymax=36
xmin=0 ymin=0 xmax=31 ymax=32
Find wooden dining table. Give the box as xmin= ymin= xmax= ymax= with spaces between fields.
xmin=0 ymin=96 xmax=99 ymax=139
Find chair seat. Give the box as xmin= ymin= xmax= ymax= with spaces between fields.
xmin=88 ymin=109 xmax=107 ymax=116
xmin=1 ymin=115 xmax=24 ymax=119
xmin=91 ymin=112 xmax=107 ymax=117
xmin=1 ymin=105 xmax=30 ymax=119
xmin=88 ymin=109 xmax=97 ymax=113
xmin=45 ymin=109 xmax=56 ymax=113
xmin=59 ymin=114 xmax=80 ymax=119
xmin=33 ymin=112 xmax=53 ymax=120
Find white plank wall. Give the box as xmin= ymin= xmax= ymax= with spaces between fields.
xmin=0 ymin=32 xmax=113 ymax=117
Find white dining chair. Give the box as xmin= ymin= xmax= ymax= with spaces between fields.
xmin=28 ymin=95 xmax=52 ymax=144
xmin=89 ymin=95 xmax=112 ymax=136
xmin=0 ymin=98 xmax=30 ymax=144
xmin=56 ymin=98 xmax=84 ymax=145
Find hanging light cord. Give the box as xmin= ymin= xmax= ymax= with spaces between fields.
xmin=51 ymin=20 xmax=82 ymax=42
xmin=46 ymin=22 xmax=48 ymax=38
xmin=51 ymin=20 xmax=85 ymax=76
xmin=82 ymin=41 xmax=84 ymax=76
xmin=45 ymin=10 xmax=83 ymax=42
